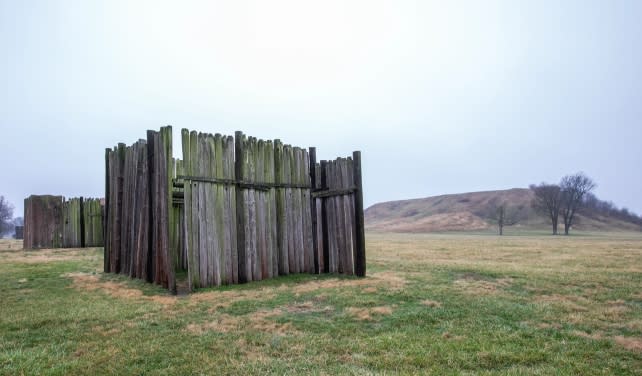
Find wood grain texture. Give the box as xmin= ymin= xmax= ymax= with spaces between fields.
xmin=103 ymin=127 xmax=366 ymax=292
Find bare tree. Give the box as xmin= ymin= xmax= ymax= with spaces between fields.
xmin=487 ymin=201 xmax=519 ymax=235
xmin=530 ymin=183 xmax=562 ymax=235
xmin=560 ymin=172 xmax=596 ymax=235
xmin=0 ymin=196 xmax=14 ymax=237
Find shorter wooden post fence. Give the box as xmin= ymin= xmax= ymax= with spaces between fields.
xmin=104 ymin=126 xmax=366 ymax=293
xmin=24 ymin=195 xmax=104 ymax=249
xmin=15 ymin=226 xmax=24 ymax=240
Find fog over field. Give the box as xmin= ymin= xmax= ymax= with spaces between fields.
xmin=1 ymin=1 xmax=641 ymax=217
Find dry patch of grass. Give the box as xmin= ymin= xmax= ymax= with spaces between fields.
xmin=536 ymin=294 xmax=590 ymax=312
xmin=346 ymin=306 xmax=394 ymax=321
xmin=442 ymin=332 xmax=466 ymax=340
xmin=603 ymin=300 xmax=632 ymax=320
xmin=65 ymin=272 xmax=177 ymax=306
xmin=192 ymin=289 xmax=277 ymax=312
xmin=91 ymin=325 xmax=122 ymax=337
xmin=234 ymin=338 xmax=270 ymax=363
xmin=1 ymin=247 xmax=98 ymax=264
xmin=626 ymin=319 xmax=642 ymax=331
xmin=0 ymin=239 xmax=23 ymax=251
xmin=421 ymin=299 xmax=442 ymax=308
xmin=185 ymin=308 xmax=297 ymax=336
xmin=284 ymin=301 xmax=333 ymax=314
xmin=614 ymin=336 xmax=642 ymax=353
xmin=289 ymin=271 xmax=406 ymax=295
xmin=185 ymin=314 xmax=242 ymax=334
xmin=571 ymin=330 xmax=642 ymax=353
xmin=572 ymin=330 xmax=603 ymax=340
xmin=453 ymin=273 xmax=513 ymax=296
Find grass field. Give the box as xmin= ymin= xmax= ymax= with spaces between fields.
xmin=1 ymin=232 xmax=641 ymax=375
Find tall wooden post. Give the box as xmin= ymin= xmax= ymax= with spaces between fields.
xmin=320 ymin=160 xmax=330 ymax=273
xmin=160 ymin=126 xmax=176 ymax=294
xmin=352 ymin=151 xmax=366 ymax=277
xmin=80 ymin=196 xmax=87 ymax=248
xmin=104 ymin=148 xmax=111 ymax=272
xmin=309 ymin=147 xmax=319 ymax=273
xmin=235 ymin=131 xmax=248 ymax=283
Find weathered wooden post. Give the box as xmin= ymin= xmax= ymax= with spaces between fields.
xmin=235 ymin=131 xmax=248 ymax=283
xmin=320 ymin=160 xmax=330 ymax=273
xmin=104 ymin=149 xmax=111 ymax=271
xmin=274 ymin=139 xmax=289 ymax=275
xmin=309 ymin=147 xmax=319 ymax=273
xmin=352 ymin=151 xmax=366 ymax=277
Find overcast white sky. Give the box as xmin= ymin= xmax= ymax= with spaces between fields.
xmin=1 ymin=0 xmax=641 ymax=218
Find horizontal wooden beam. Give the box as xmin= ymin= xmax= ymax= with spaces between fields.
xmin=311 ymin=187 xmax=357 ymax=199
xmin=176 ymin=175 xmax=311 ymax=190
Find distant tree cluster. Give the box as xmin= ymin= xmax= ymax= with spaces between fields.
xmin=530 ymin=172 xmax=599 ymax=235
xmin=0 ymin=196 xmax=14 ymax=237
xmin=582 ymin=193 xmax=642 ymax=226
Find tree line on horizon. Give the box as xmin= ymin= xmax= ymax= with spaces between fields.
xmin=488 ymin=172 xmax=642 ymax=236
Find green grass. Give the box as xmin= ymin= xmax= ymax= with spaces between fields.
xmin=1 ymin=233 xmax=641 ymax=375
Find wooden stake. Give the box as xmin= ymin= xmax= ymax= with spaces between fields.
xmin=352 ymin=151 xmax=366 ymax=277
